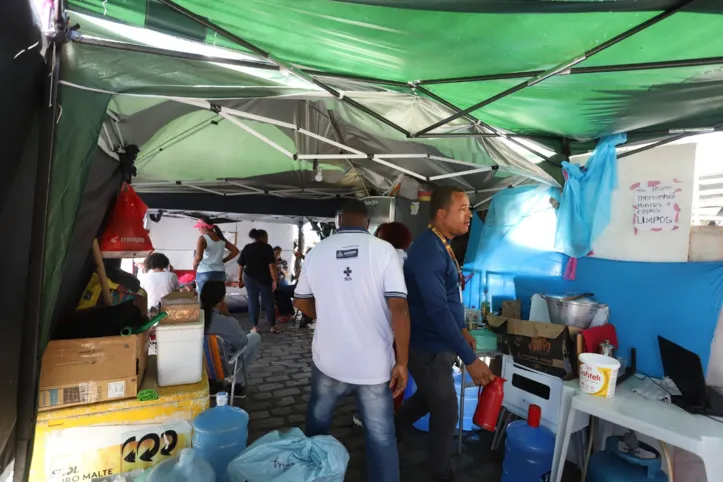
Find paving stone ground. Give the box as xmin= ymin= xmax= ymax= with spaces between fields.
xmin=228 ymin=314 xmax=580 ymax=482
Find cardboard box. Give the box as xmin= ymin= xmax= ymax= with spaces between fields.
xmin=39 ymin=331 xmax=148 ymax=411
xmin=487 ymin=315 xmax=579 ymax=379
xmin=160 ymin=292 xmax=200 ymax=323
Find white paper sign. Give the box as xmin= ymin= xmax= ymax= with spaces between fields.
xmin=631 ymin=180 xmax=683 ymax=234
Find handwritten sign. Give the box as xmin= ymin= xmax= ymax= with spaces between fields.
xmin=630 ymin=180 xmax=683 ymax=234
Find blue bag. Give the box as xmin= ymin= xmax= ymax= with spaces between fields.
xmin=224 ymin=428 xmax=349 ymax=482
xmin=555 ymin=133 xmax=627 ymax=258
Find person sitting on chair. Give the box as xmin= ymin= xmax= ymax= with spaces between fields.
xmin=200 ymin=280 xmax=261 ymax=398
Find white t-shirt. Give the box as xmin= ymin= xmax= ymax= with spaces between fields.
xmin=141 ymin=271 xmax=181 ymax=310
xmin=294 ymin=228 xmax=407 ymax=385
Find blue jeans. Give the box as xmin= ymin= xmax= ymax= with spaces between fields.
xmin=243 ymin=274 xmax=275 ymax=327
xmin=306 ymin=364 xmax=399 ymax=482
xmin=196 ymin=271 xmax=225 ymax=299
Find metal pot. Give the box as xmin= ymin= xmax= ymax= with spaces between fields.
xmin=541 ymin=293 xmax=604 ymax=329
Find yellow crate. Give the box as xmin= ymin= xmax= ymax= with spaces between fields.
xmin=30 ymin=358 xmax=209 ymax=482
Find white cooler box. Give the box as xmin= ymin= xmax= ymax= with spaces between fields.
xmin=155 ymin=316 xmax=204 ymax=387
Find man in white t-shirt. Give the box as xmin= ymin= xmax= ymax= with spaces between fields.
xmin=140 ymin=252 xmax=181 ymax=310
xmin=294 ymin=200 xmax=410 ymax=482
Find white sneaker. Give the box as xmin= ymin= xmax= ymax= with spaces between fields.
xmin=352 ymin=413 xmax=363 ymax=427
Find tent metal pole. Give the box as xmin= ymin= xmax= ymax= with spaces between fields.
xmin=429 ymin=166 xmax=493 ymax=181
xmin=156 ymin=0 xmax=412 ymax=138
xmin=173 ymin=98 xmax=427 ymax=181
xmin=297 ymin=154 xmax=366 ymax=160
xmin=223 ymin=180 xmax=266 ymax=193
xmin=73 ymin=35 xmax=279 ymax=71
xmin=419 ymin=56 xmax=723 ymax=85
xmin=412 ymin=0 xmax=698 ymax=137
xmin=219 ymin=112 xmax=295 ymax=159
xmin=618 ymin=120 xmax=723 ymax=158
xmin=472 ymin=178 xmax=529 ymax=208
xmin=414 ymin=85 xmax=553 ymax=160
xmin=326 ymin=109 xmax=372 ymax=197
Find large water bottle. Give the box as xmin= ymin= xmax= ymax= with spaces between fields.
xmin=501 ymin=404 xmax=555 ymax=482
xmin=147 ymin=448 xmax=214 ymax=482
xmin=192 ymin=392 xmax=250 ymax=481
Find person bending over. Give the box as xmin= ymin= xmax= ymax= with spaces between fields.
xmin=200 ymin=280 xmax=261 ymax=398
xmin=396 ymin=187 xmax=495 ymax=482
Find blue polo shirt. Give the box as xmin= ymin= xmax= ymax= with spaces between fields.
xmin=404 ymin=229 xmax=477 ymax=365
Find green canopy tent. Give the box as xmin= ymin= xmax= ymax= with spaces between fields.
xmin=8 ymin=1 xmax=723 ymax=480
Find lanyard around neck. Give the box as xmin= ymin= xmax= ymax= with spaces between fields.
xmin=428 ymin=225 xmax=464 ymax=289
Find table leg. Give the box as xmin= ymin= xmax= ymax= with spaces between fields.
xmin=458 ymin=363 xmax=466 ymax=455
xmin=491 ymin=407 xmax=507 ymax=450
xmin=554 ymin=405 xmax=577 ymax=482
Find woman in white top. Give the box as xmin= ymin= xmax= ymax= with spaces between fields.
xmin=193 ymin=219 xmax=239 ymax=297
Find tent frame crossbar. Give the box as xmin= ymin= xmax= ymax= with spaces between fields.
xmin=413 ymin=84 xmax=553 ymax=161
xmin=617 ymin=120 xmax=723 ymax=159
xmin=411 ymin=0 xmax=698 ymax=137
xmin=155 ymin=0 xmax=412 ymax=139
xmin=70 ymin=0 xmax=721 ymax=156
xmin=168 ymin=97 xmax=497 ymax=183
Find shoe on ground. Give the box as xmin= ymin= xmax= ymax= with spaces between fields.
xmin=234 ymin=384 xmax=248 ymax=399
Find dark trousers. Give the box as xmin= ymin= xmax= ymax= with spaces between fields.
xmin=274 ymin=283 xmax=295 ymax=316
xmin=395 ymin=349 xmax=457 ymax=480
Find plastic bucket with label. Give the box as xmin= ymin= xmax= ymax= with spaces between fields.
xmin=579 ymin=353 xmax=621 ymax=398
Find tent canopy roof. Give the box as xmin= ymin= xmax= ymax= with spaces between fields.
xmin=66 ymin=0 xmax=723 ymax=155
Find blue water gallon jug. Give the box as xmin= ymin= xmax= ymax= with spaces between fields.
xmin=192 ymin=392 xmax=249 ymax=481
xmin=147 ymin=448 xmax=214 ymax=482
xmin=588 ymin=436 xmax=668 ymax=482
xmin=410 ymin=370 xmax=480 ymax=432
xmin=501 ymin=405 xmax=555 ymax=482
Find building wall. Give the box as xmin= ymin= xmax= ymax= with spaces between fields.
xmin=146 ymin=216 xmax=296 ymax=280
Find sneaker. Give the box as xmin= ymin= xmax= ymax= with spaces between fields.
xmin=234 ymin=384 xmax=248 ymax=399
xmin=352 ymin=413 xmax=363 ymax=428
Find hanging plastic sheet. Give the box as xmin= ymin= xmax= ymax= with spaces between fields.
xmin=555 ymin=133 xmax=627 ymax=258
xmin=462 ymin=185 xmax=567 ymax=310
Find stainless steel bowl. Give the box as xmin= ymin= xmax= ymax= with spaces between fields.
xmin=541 ymin=294 xmax=603 ymax=329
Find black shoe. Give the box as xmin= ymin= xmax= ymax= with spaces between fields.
xmin=234 ymin=384 xmax=248 ymax=399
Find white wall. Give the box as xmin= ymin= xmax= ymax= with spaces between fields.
xmin=689 ymin=226 xmax=723 ymax=262
xmin=586 ymin=143 xmax=697 ymax=262
xmin=147 ymin=216 xmax=296 ymax=280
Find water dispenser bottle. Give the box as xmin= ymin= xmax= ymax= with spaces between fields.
xmin=192 ymin=392 xmax=249 ymax=481
xmin=501 ymin=404 xmax=555 ymax=482
xmin=147 ymin=448 xmax=214 ymax=482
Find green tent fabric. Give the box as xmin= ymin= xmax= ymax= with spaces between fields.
xmin=42 ymin=86 xmax=111 ymax=348
xmin=67 ymin=0 xmax=723 ymax=151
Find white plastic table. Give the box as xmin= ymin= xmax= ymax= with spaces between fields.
xmin=554 ymin=377 xmax=723 ymax=482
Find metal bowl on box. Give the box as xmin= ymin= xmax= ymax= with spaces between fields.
xmin=541 ymin=293 xmax=604 ymax=329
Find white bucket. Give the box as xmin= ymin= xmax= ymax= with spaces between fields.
xmin=579 ymin=353 xmax=621 ymax=398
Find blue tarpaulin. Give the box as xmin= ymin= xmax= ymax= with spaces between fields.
xmin=463 ymin=185 xmax=566 ymax=311
xmin=516 ymin=257 xmax=723 ymax=378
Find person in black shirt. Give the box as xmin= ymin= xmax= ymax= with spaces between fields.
xmin=238 ymin=229 xmax=280 ymax=333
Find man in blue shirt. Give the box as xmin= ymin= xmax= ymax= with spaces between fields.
xmin=396 ymin=187 xmax=494 ymax=482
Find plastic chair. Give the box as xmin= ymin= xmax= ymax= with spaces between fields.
xmin=203 ymin=334 xmax=248 ymax=402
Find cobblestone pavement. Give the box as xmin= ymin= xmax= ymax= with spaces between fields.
xmin=232 ymin=315 xmax=579 ymax=482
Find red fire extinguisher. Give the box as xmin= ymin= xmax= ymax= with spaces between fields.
xmin=473 ymin=377 xmax=506 ymax=431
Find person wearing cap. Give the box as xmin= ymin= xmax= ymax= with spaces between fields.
xmin=192 ymin=218 xmax=239 ymax=297
xmin=294 ymin=199 xmax=410 ymax=482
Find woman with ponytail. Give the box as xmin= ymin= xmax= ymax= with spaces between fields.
xmin=200 ymin=280 xmax=261 ymax=397
xmin=193 ymin=218 xmax=239 ymax=296
xmin=238 ymin=229 xmax=279 ymax=333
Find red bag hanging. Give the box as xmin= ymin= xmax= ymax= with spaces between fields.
xmin=99 ymin=182 xmax=154 ymax=257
